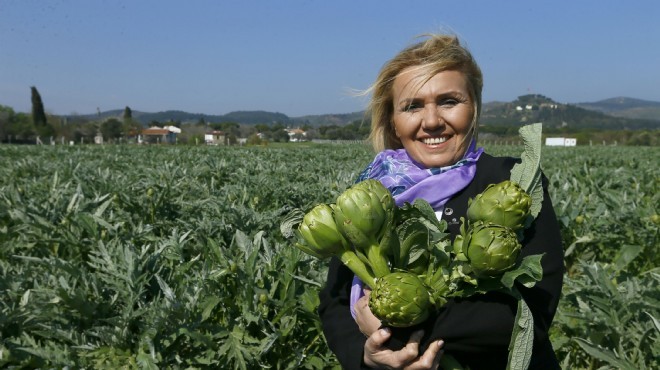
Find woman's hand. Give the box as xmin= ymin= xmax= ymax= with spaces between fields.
xmin=354 ymin=288 xmax=382 ymax=337
xmin=356 ymin=287 xmax=444 ymax=369
xmin=364 ymin=328 xmax=444 ymax=369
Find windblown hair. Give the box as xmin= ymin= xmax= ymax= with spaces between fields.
xmin=365 ymin=34 xmax=483 ymax=152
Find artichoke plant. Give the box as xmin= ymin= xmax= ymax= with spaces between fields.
xmin=457 ymin=221 xmax=522 ymax=277
xmin=466 ymin=180 xmax=532 ymax=231
xmin=369 ymin=272 xmax=432 ymax=327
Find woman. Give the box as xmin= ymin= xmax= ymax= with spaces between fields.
xmin=318 ymin=34 xmax=564 ymax=370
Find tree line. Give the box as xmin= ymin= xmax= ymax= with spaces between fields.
xmin=1 ymin=87 xmax=656 ymax=146
xmin=0 ymin=87 xmax=371 ymax=145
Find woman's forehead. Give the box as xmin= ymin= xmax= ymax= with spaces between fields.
xmin=393 ymin=68 xmax=468 ymax=97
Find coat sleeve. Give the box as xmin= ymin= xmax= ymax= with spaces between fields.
xmin=318 ymin=256 xmax=370 ymax=370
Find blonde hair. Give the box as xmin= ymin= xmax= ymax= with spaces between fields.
xmin=365 ymin=34 xmax=483 ymax=152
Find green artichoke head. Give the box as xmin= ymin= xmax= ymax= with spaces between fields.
xmin=369 ymin=272 xmax=431 ymax=327
xmin=296 ymin=204 xmax=347 ymax=259
xmin=353 ymin=179 xmax=395 ymax=213
xmin=333 ymin=181 xmax=393 ymax=248
xmin=462 ymin=221 xmax=522 ymax=277
xmin=466 ymin=180 xmax=532 ymax=231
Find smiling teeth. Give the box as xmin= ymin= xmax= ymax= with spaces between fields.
xmin=423 ymin=137 xmax=448 ymax=145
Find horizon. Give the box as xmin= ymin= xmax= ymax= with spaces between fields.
xmin=46 ymin=94 xmax=660 ymax=120
xmin=2 ymin=1 xmax=660 ymax=117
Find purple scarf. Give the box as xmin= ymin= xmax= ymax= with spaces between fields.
xmin=350 ymin=140 xmax=484 ymax=318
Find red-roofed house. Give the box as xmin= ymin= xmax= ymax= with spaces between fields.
xmin=139 ymin=126 xmax=180 ymax=144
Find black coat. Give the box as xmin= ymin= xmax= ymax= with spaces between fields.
xmin=317 ymin=153 xmax=565 ymax=370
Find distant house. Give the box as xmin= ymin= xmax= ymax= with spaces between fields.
xmin=204 ymin=130 xmax=226 ymax=145
xmin=545 ymin=137 xmax=577 ymax=147
xmin=139 ymin=126 xmax=181 ymax=144
xmin=285 ymin=128 xmax=307 ymax=142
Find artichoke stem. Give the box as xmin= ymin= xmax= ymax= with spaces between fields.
xmin=366 ymin=243 xmax=391 ymax=278
xmin=339 ymin=250 xmax=376 ymax=288
xmin=378 ymin=217 xmax=395 ymax=257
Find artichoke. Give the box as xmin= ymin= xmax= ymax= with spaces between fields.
xmin=466 ymin=180 xmax=532 ymax=231
xmin=333 ymin=180 xmax=393 ymax=247
xmin=333 ymin=180 xmax=395 ymax=277
xmin=353 ymin=179 xmax=396 ymax=213
xmin=461 ymin=221 xmax=522 ymax=277
xmin=296 ymin=204 xmax=347 ymax=259
xmin=369 ymin=272 xmax=431 ymax=327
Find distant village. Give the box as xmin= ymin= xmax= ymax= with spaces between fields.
xmin=88 ymin=125 xmax=310 ymax=146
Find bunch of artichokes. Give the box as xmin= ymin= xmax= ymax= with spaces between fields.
xmin=292 ymin=178 xmax=538 ymax=328
xmin=453 ymin=180 xmax=532 ymax=279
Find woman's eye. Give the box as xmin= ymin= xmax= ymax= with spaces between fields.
xmin=439 ymin=99 xmax=459 ymax=106
xmin=402 ymin=103 xmax=422 ymax=112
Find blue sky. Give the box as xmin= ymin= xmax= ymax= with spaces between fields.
xmin=1 ymin=0 xmax=659 ymax=117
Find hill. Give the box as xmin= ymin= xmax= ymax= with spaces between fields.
xmin=67 ymin=109 xmax=362 ymax=127
xmin=575 ymin=97 xmax=660 ymax=121
xmin=68 ymin=110 xmax=295 ymax=126
xmin=481 ymin=94 xmax=659 ymax=130
xmin=292 ymin=111 xmax=366 ymax=126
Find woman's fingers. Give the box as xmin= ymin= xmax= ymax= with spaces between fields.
xmin=355 ymin=293 xmax=381 ymax=337
xmin=365 ymin=327 xmax=392 ymax=350
xmin=365 ymin=329 xmax=445 ymax=370
xmin=405 ymin=340 xmax=444 ymax=370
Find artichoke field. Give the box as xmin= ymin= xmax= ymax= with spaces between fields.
xmin=0 ymin=142 xmax=657 ymax=369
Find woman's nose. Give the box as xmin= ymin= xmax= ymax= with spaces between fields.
xmin=422 ymin=105 xmax=443 ymax=130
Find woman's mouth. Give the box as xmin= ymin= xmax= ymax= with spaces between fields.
xmin=422 ymin=136 xmax=449 ymax=145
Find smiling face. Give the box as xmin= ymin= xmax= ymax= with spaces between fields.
xmin=391 ymin=68 xmax=475 ymax=168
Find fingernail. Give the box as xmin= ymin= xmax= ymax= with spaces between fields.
xmin=380 ymin=328 xmax=390 ymax=336
xmin=437 ymin=340 xmax=445 ymax=347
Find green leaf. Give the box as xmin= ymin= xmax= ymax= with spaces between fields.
xmin=410 ymin=198 xmax=440 ymax=224
xmin=573 ymin=338 xmax=638 ymax=370
xmin=644 ymin=311 xmax=660 ymax=332
xmin=397 ymin=220 xmax=429 ymax=268
xmin=500 ymin=254 xmax=544 ymax=289
xmin=136 ymin=351 xmax=159 ymax=370
xmin=510 ymin=123 xmax=544 ymax=219
xmin=217 ymin=327 xmax=256 ymax=370
xmin=201 ymin=296 xmax=222 ymax=322
xmin=155 ymin=274 xmax=175 ymax=302
xmin=280 ymin=208 xmax=305 ymax=239
xmin=93 ymin=193 xmax=113 ymax=217
xmin=394 ymin=199 xmax=448 ymax=270
xmin=507 ymin=296 xmax=534 ymax=370
xmin=612 ymin=244 xmax=643 ymax=273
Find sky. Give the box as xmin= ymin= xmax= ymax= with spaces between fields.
xmin=1 ymin=0 xmax=659 ymax=117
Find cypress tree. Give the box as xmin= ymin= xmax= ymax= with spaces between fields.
xmin=31 ymin=86 xmax=47 ymax=127
xmin=123 ymin=106 xmax=133 ymax=121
